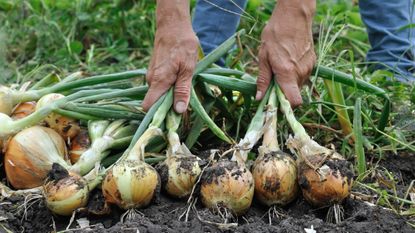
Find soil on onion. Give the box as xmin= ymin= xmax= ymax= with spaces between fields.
xmin=0 ymin=153 xmax=414 ymax=233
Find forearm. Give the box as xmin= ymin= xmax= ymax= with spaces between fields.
xmin=156 ymin=0 xmax=192 ymax=30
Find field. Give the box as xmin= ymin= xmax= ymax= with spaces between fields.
xmin=0 ymin=0 xmax=414 ymax=232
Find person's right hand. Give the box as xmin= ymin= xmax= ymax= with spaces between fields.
xmin=142 ymin=1 xmax=199 ymax=114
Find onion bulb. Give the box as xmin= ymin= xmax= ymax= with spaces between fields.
xmin=290 ymin=139 xmax=353 ymax=207
xmin=252 ymin=150 xmax=298 ymax=206
xmin=5 ymin=126 xmax=70 ymax=189
xmin=11 ymin=101 xmax=36 ymax=120
xmin=36 ymin=93 xmax=80 ymax=139
xmin=43 ymin=163 xmax=103 ymax=216
xmin=0 ymin=86 xmax=14 ymax=115
xmin=102 ymin=159 xmax=159 ymax=209
xmin=200 ymin=159 xmax=254 ymax=216
xmin=43 ymin=164 xmax=89 ymax=216
xmin=158 ymin=149 xmax=201 ymax=199
xmin=69 ymin=128 xmax=90 ymax=164
xmin=158 ymin=111 xmax=202 ymax=198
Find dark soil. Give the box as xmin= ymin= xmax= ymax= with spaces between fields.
xmin=0 ymin=154 xmax=414 ymax=233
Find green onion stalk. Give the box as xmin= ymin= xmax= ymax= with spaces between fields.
xmin=101 ymin=89 xmax=173 ymax=210
xmin=0 ymin=69 xmax=146 ymax=115
xmin=252 ymin=85 xmax=298 ymax=207
xmin=157 ymin=109 xmax=202 ymax=199
xmin=70 ymin=119 xmax=138 ymax=175
xmin=0 ymin=86 xmax=147 ymax=138
xmin=276 ymin=86 xmax=353 ymax=208
xmin=199 ymin=88 xmax=273 ymax=216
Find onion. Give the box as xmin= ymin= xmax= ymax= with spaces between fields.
xmin=11 ymin=101 xmax=36 ymax=120
xmin=36 ymin=93 xmax=80 ymax=139
xmin=69 ymin=128 xmax=90 ymax=164
xmin=200 ymin=159 xmax=254 ymax=216
xmin=277 ymin=86 xmax=353 ymax=207
xmin=252 ymin=150 xmax=298 ymax=206
xmin=158 ymin=154 xmax=201 ymax=198
xmin=252 ymin=88 xmax=299 ymax=207
xmin=102 ymin=127 xmax=162 ymax=210
xmin=158 ymin=110 xmax=202 ymax=198
xmin=43 ymin=163 xmax=103 ymax=216
xmin=102 ymin=159 xmax=159 ymax=209
xmin=288 ymin=139 xmax=353 ymax=207
xmin=4 ymin=126 xmax=70 ymax=189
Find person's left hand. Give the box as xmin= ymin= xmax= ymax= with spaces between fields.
xmin=256 ymin=0 xmax=317 ymax=108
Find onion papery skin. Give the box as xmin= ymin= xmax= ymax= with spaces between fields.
xmin=11 ymin=101 xmax=36 ymax=120
xmin=102 ymin=160 xmax=159 ymax=209
xmin=158 ymin=155 xmax=201 ymax=199
xmin=252 ymin=151 xmax=299 ymax=206
xmin=298 ymin=157 xmax=353 ymax=207
xmin=69 ymin=129 xmax=90 ymax=164
xmin=44 ymin=172 xmax=89 ymax=216
xmin=5 ymin=126 xmax=69 ymax=189
xmin=0 ymin=86 xmax=14 ymax=115
xmin=36 ymin=93 xmax=80 ymax=139
xmin=200 ymin=160 xmax=254 ymax=216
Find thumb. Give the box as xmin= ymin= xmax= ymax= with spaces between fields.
xmin=174 ymin=67 xmax=193 ymax=113
xmin=256 ymin=51 xmax=272 ymax=100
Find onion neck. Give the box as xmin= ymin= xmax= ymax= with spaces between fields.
xmin=233 ymin=86 xmax=272 ymax=162
xmin=0 ymin=103 xmax=59 ymax=137
xmin=71 ymin=136 xmax=114 ymax=175
xmin=166 ymin=109 xmax=182 ymax=157
xmin=276 ymin=86 xmax=310 ymax=142
xmin=127 ymin=126 xmax=164 ymax=161
xmin=262 ymin=86 xmax=279 ymax=151
xmin=83 ymin=167 xmax=105 ymax=191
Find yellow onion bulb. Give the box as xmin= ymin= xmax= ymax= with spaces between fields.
xmin=36 ymin=93 xmax=80 ymax=139
xmin=298 ymin=158 xmax=353 ymax=207
xmin=200 ymin=160 xmax=254 ymax=216
xmin=69 ymin=128 xmax=90 ymax=164
xmin=102 ymin=160 xmax=159 ymax=209
xmin=0 ymin=86 xmax=14 ymax=115
xmin=11 ymin=101 xmax=36 ymax=120
xmin=43 ymin=167 xmax=89 ymax=216
xmin=286 ymin=138 xmax=354 ymax=207
xmin=5 ymin=126 xmax=69 ymax=189
xmin=158 ymin=155 xmax=201 ymax=198
xmin=252 ymin=151 xmax=299 ymax=206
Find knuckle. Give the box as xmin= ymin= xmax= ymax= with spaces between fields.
xmin=174 ymin=85 xmax=190 ymax=98
xmin=277 ymin=63 xmax=296 ymax=74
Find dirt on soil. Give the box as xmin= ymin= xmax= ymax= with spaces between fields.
xmin=0 ymin=153 xmax=414 ymax=233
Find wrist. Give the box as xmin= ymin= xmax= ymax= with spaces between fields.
xmin=271 ymin=0 xmax=316 ymax=22
xmin=156 ymin=0 xmax=192 ymax=31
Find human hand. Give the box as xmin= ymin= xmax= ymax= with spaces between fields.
xmin=142 ymin=1 xmax=199 ymax=113
xmin=256 ymin=0 xmax=316 ymax=107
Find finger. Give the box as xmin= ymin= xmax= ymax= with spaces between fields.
xmin=275 ymin=73 xmax=303 ymax=108
xmin=256 ymin=49 xmax=272 ymax=100
xmin=142 ymin=71 xmax=174 ymax=112
xmin=174 ymin=64 xmax=194 ymax=113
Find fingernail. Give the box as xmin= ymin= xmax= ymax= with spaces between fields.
xmin=255 ymin=91 xmax=262 ymax=100
xmin=175 ymin=101 xmax=187 ymax=113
